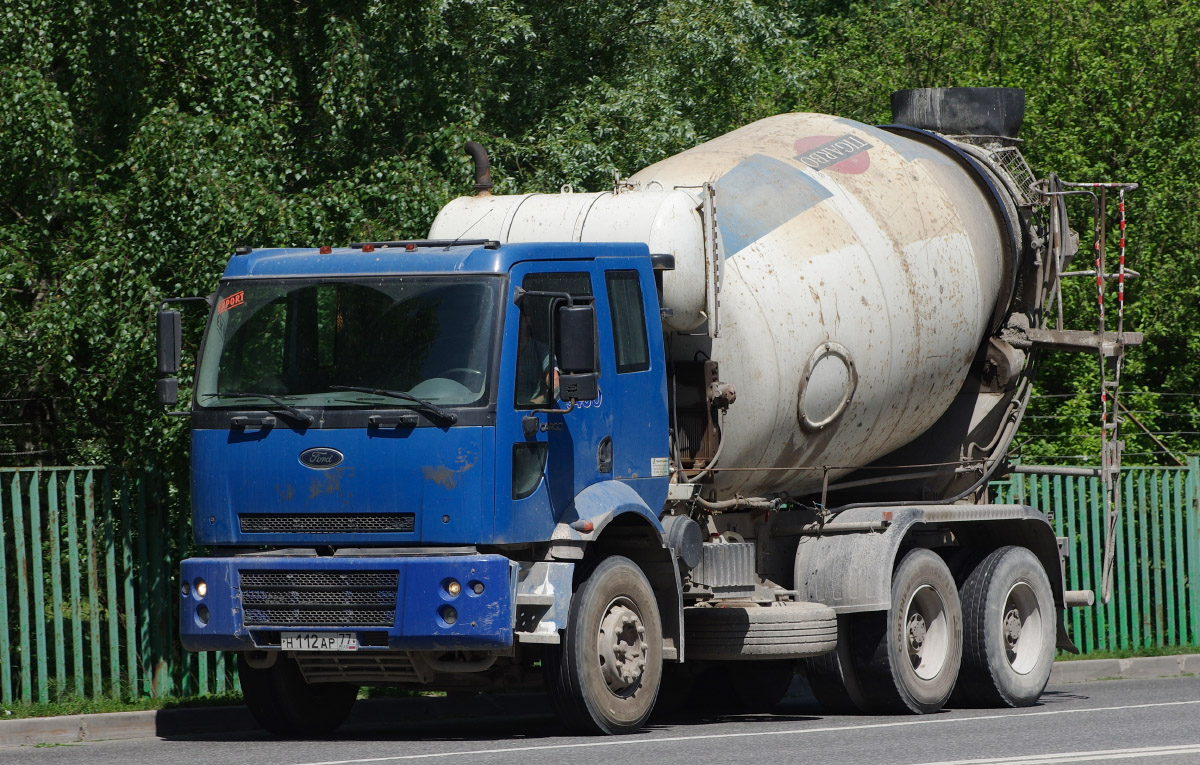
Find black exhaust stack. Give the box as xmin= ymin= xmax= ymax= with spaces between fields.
xmin=464 ymin=141 xmax=493 ymax=196
xmin=891 ymin=87 xmax=1025 ymax=139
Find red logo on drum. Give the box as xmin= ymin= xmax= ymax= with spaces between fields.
xmin=794 ymin=134 xmax=872 ymax=175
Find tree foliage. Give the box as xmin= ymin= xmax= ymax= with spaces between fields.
xmin=1 ymin=0 xmax=1197 ymax=467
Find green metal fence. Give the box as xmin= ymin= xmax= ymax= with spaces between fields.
xmin=992 ymin=458 xmax=1200 ymax=654
xmin=0 ymin=467 xmax=235 ymax=705
xmin=2 ymin=462 xmax=1199 ymax=705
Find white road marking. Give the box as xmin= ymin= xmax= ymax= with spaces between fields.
xmin=913 ymin=743 xmax=1200 ymax=764
xmin=287 ymin=699 xmax=1200 ymax=765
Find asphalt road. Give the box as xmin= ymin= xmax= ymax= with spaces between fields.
xmin=7 ymin=676 xmax=1200 ymax=765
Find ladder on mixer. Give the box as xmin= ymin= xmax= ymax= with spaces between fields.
xmin=1033 ymin=179 xmax=1140 ymax=603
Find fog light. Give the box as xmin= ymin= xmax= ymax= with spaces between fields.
xmin=439 ymin=605 xmax=458 ymax=626
xmin=471 ymin=581 xmax=484 ymax=595
xmin=197 ymin=604 xmax=210 ymax=625
xmin=195 ymin=579 xmax=207 ymax=598
xmin=181 ymin=582 xmax=191 ymax=597
xmin=446 ymin=580 xmax=461 ymax=597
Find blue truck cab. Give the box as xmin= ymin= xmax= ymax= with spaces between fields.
xmin=168 ymin=239 xmax=679 ymax=734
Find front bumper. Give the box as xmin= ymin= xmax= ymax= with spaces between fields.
xmin=180 ymin=553 xmax=517 ymax=652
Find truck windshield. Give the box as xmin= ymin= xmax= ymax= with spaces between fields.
xmin=195 ymin=276 xmax=501 ymax=409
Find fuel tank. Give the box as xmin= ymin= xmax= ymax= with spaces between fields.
xmin=431 ymin=104 xmax=1024 ymax=498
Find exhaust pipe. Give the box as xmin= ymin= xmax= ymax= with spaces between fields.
xmin=464 ymin=141 xmax=493 ymax=196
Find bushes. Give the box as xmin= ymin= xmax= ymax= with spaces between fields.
xmin=1 ymin=0 xmax=1197 ymax=465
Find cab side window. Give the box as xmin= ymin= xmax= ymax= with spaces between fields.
xmin=605 ymin=270 xmax=649 ymax=374
xmin=514 ymin=272 xmax=593 ymax=407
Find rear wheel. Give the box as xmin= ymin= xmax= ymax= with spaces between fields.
xmin=237 ymin=654 xmax=358 ymax=737
xmin=954 ymin=546 xmax=1056 ymax=707
xmin=855 ymin=548 xmax=963 ymax=713
xmin=543 ymin=556 xmax=663 ymax=734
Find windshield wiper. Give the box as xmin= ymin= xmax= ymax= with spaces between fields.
xmin=328 ymin=385 xmax=458 ymax=424
xmin=203 ymin=392 xmax=315 ymax=426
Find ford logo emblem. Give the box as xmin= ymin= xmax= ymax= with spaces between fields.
xmin=299 ymin=447 xmax=344 ymax=469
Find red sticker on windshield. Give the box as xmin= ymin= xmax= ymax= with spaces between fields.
xmin=217 ymin=291 xmax=245 ymax=314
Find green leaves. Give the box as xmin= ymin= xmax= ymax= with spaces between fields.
xmin=1 ymin=0 xmax=1197 ymax=466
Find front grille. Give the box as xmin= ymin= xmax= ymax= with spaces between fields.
xmin=239 ymin=570 xmax=399 ymax=628
xmin=239 ymin=513 xmax=415 ymax=534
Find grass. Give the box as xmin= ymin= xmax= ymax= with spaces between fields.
xmin=1056 ymin=644 xmax=1200 ymax=661
xmin=0 ymin=687 xmax=450 ymax=720
xmin=1 ymin=691 xmax=244 ymax=721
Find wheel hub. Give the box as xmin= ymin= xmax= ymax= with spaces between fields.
xmin=1004 ymin=608 xmax=1023 ymax=649
xmin=598 ymin=602 xmax=648 ymax=694
xmin=1003 ymin=582 xmax=1044 ymax=675
xmin=907 ymin=613 xmax=928 ymax=652
xmin=904 ymin=584 xmax=948 ymax=680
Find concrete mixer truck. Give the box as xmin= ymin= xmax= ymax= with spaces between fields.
xmin=158 ymin=87 xmax=1138 ymax=736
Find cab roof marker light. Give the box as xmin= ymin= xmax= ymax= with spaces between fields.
xmin=347 ymin=239 xmax=501 ymax=250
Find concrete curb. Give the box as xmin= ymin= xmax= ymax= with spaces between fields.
xmin=0 ymin=693 xmax=551 ymax=748
xmin=1048 ymin=653 xmax=1200 ymax=684
xmin=2 ymin=655 xmax=1197 ymax=747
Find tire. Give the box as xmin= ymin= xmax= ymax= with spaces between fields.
xmin=954 ymin=546 xmax=1056 ymax=707
xmin=236 ymin=654 xmax=358 ymax=737
xmin=801 ymin=615 xmax=872 ymax=714
xmin=854 ymin=548 xmax=963 ymax=714
xmin=543 ymin=555 xmax=664 ymax=734
xmin=685 ymin=602 xmax=837 ymax=660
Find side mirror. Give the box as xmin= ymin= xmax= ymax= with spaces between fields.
xmin=556 ymin=304 xmax=598 ymax=402
xmin=556 ymin=304 xmax=597 ymax=374
xmin=157 ymin=310 xmax=182 ymax=406
xmin=157 ymin=378 xmax=179 ymax=406
xmin=157 ymin=310 xmax=182 ymax=374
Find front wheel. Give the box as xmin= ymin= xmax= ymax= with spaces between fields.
xmin=543 ymin=556 xmax=664 ymax=734
xmin=237 ymin=654 xmax=358 ymax=737
xmin=954 ymin=546 xmax=1056 ymax=707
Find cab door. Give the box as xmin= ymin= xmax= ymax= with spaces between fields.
xmin=493 ymin=263 xmax=612 ymax=543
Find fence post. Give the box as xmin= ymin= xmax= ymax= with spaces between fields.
xmin=85 ymin=470 xmax=103 ymax=699
xmin=49 ymin=472 xmax=65 ymax=700
xmin=1163 ymin=470 xmax=1178 ymax=647
xmin=67 ymin=471 xmax=84 ymax=696
xmin=121 ymin=473 xmax=137 ymax=698
xmin=1174 ymin=470 xmax=1188 ymax=645
xmin=136 ymin=473 xmax=151 ymax=696
xmin=1189 ymin=457 xmax=1200 ymax=646
xmin=104 ymin=471 xmax=121 ymax=698
xmin=0 ymin=473 xmax=11 ymax=703
xmin=13 ymin=472 xmax=32 ymax=701
xmin=30 ymin=470 xmax=48 ymax=703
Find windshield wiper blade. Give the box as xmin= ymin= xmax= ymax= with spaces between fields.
xmin=206 ymin=392 xmax=315 ymax=426
xmin=328 ymin=385 xmax=458 ymax=424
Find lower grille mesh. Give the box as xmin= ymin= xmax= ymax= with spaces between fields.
xmin=243 ymin=608 xmax=396 ymax=626
xmin=239 ymin=570 xmax=399 ymax=628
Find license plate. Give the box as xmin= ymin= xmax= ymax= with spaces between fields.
xmin=280 ymin=631 xmax=359 ymax=651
